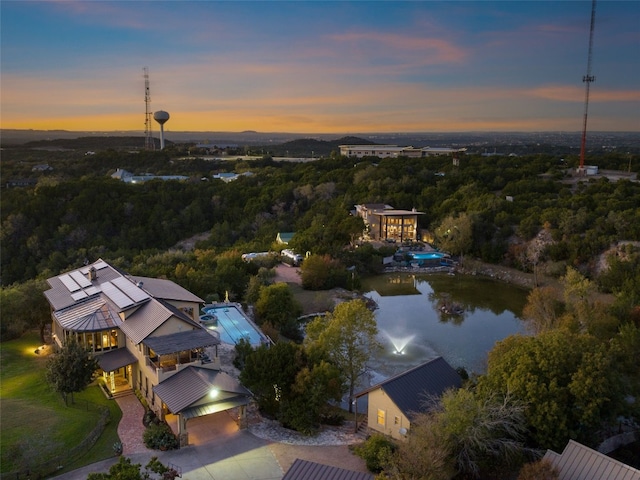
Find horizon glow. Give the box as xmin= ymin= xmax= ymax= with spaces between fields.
xmin=1 ymin=1 xmax=639 ymax=133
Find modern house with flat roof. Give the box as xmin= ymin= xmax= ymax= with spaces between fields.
xmin=355 ymin=203 xmax=424 ymax=242
xmin=44 ymin=259 xmax=252 ymax=447
xmin=354 ymin=357 xmax=462 ymax=440
xmin=340 ymin=145 xmax=466 ymax=158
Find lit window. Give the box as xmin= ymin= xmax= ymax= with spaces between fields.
xmin=377 ymin=409 xmax=385 ymax=426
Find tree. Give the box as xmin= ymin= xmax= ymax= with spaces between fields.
xmin=254 ymin=283 xmax=302 ymax=330
xmin=299 ymin=254 xmax=347 ymax=290
xmin=435 ymin=389 xmax=529 ymax=478
xmin=239 ymin=342 xmax=342 ymax=432
xmin=390 ymin=389 xmax=528 ymax=479
xmin=434 ymin=213 xmax=474 ymax=262
xmin=522 ymin=286 xmax=560 ymax=334
xmin=479 ymin=331 xmax=620 ymax=451
xmin=239 ymin=342 xmax=306 ymax=417
xmin=87 ymin=455 xmax=179 ymax=480
xmin=45 ymin=338 xmax=98 ymax=405
xmin=305 ymin=299 xmax=381 ymax=413
xmin=517 ymin=459 xmax=559 ymax=480
xmin=562 ymin=267 xmax=597 ymax=329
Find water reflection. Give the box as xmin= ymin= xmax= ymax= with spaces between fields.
xmin=361 ymin=273 xmax=528 ymax=377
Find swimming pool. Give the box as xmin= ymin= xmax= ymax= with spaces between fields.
xmin=408 ymin=252 xmax=446 ymax=261
xmin=201 ymin=304 xmax=269 ymax=346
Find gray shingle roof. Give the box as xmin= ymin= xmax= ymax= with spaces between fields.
xmin=153 ymin=367 xmax=251 ymax=414
xmin=142 ymin=329 xmax=219 ymax=355
xmin=543 ymin=440 xmax=640 ymax=480
xmin=355 ymin=357 xmax=462 ymax=418
xmin=283 ymin=459 xmax=374 ymax=480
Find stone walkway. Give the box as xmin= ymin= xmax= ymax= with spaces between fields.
xmin=115 ymin=394 xmax=154 ymax=455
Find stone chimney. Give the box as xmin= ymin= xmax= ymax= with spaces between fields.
xmin=88 ymin=266 xmax=97 ymax=281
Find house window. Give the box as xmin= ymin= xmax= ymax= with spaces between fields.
xmin=377 ymin=409 xmax=386 ymax=426
xmin=394 ymin=416 xmax=400 ymax=425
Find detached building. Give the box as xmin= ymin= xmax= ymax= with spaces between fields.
xmin=355 ymin=203 xmax=424 ymax=242
xmin=340 ymin=145 xmax=466 ymax=158
xmin=354 ymin=357 xmax=462 ymax=440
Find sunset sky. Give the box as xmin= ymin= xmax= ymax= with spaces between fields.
xmin=1 ymin=1 xmax=639 ymax=134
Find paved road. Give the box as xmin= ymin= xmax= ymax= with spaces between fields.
xmin=51 ymin=429 xmax=283 ymax=480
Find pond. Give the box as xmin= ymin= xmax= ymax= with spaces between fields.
xmin=361 ymin=272 xmax=529 ymax=381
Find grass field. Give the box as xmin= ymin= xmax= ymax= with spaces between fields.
xmin=0 ymin=332 xmax=122 ymax=475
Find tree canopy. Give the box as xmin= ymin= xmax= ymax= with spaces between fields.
xmin=305 ymin=299 xmax=381 ymax=412
xmin=45 ymin=338 xmax=99 ymax=405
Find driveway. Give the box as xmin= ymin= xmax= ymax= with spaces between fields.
xmin=53 ymin=398 xmax=368 ymax=479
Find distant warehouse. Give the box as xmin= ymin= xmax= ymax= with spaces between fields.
xmin=339 ymin=145 xmax=466 ymax=159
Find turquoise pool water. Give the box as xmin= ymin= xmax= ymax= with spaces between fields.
xmin=201 ymin=305 xmax=267 ymax=346
xmin=408 ymin=252 xmax=445 ymax=261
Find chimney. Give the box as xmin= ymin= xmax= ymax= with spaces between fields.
xmin=88 ymin=266 xmax=97 ymax=281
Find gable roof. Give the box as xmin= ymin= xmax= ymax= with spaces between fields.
xmin=543 ymin=440 xmax=640 ymax=480
xmin=283 ymin=459 xmax=374 ymax=480
xmin=45 ymin=259 xmax=204 ymax=344
xmin=153 ymin=366 xmax=251 ymax=414
xmin=130 ymin=276 xmax=204 ymax=303
xmin=355 ymin=357 xmax=462 ymax=418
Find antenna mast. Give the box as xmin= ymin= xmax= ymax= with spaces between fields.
xmin=143 ymin=67 xmax=154 ymax=150
xmin=579 ymin=0 xmax=596 ymax=173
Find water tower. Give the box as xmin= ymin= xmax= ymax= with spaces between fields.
xmin=153 ymin=110 xmax=170 ymax=150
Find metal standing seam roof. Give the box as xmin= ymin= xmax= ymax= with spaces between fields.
xmin=282 ymin=459 xmax=375 ymax=480
xmin=142 ymin=329 xmax=219 ymax=355
xmin=543 ymin=440 xmax=640 ymax=480
xmin=97 ymin=348 xmax=138 ymax=372
xmin=53 ymin=296 xmax=122 ymax=332
xmin=117 ymin=300 xmax=176 ymax=345
xmin=130 ymin=276 xmax=204 ymax=303
xmin=152 ymin=366 xmax=251 ymax=414
xmin=355 ymin=357 xmax=462 ymax=419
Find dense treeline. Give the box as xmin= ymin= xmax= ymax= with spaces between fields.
xmin=2 ymin=148 xmax=640 ymax=333
xmin=3 ymin=150 xmax=639 ymax=281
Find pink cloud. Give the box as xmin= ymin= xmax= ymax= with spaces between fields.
xmin=329 ymin=31 xmax=467 ymax=64
xmin=527 ymin=84 xmax=640 ymax=102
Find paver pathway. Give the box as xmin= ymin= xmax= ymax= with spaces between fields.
xmin=115 ymin=394 xmax=154 ymax=455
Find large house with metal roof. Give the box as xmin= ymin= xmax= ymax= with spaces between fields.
xmin=354 ymin=357 xmax=462 ymax=440
xmin=44 ymin=259 xmax=252 ymax=447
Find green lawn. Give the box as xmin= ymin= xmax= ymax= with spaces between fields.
xmin=0 ymin=332 xmax=122 ymax=476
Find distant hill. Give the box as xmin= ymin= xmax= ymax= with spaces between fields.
xmin=19 ymin=136 xmax=156 ymax=150
xmin=256 ymin=136 xmax=377 ymax=157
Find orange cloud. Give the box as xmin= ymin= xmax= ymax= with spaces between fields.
xmin=527 ymin=84 xmax=640 ymax=102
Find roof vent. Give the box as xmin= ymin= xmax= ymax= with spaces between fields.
xmin=88 ymin=266 xmax=97 ymax=281
xmin=137 ymin=281 xmax=144 ymax=288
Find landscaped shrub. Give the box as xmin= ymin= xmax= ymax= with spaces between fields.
xmin=319 ymin=411 xmax=344 ymax=426
xmin=354 ymin=433 xmax=397 ymax=473
xmin=143 ymin=422 xmax=178 ymax=450
xmin=143 ymin=408 xmax=158 ymax=427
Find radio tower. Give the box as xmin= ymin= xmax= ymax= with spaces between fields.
xmin=578 ymin=0 xmax=596 ymax=174
xmin=143 ymin=67 xmax=154 ymax=150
